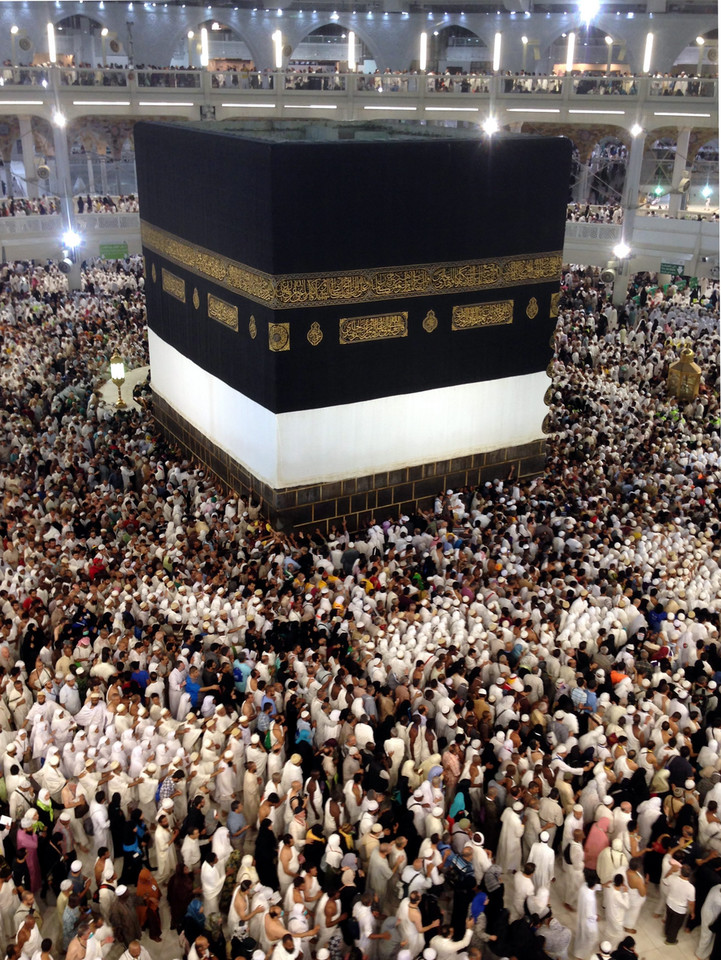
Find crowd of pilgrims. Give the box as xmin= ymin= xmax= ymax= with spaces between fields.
xmin=0 ymin=198 xmax=139 ymax=218
xmin=0 ymin=257 xmax=718 ymax=960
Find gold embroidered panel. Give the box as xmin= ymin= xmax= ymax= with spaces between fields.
xmin=207 ymin=293 xmax=239 ymax=331
xmin=307 ymin=321 xmax=323 ymax=346
xmin=339 ymin=312 xmax=408 ymax=345
xmin=142 ymin=221 xmax=562 ymax=311
xmin=161 ymin=267 xmax=186 ymax=303
xmin=451 ymin=300 xmax=514 ymax=331
xmin=422 ymin=309 xmax=438 ymax=333
xmin=268 ymin=322 xmax=290 ymax=352
xmin=550 ymin=291 xmax=560 ymax=318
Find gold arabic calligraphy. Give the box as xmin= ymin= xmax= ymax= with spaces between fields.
xmin=142 ymin=221 xmax=562 ymax=311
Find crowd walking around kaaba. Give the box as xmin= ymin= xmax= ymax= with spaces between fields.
xmin=0 ymin=256 xmax=719 ymax=960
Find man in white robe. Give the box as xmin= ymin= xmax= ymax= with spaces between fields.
xmin=200 ymin=854 xmax=224 ymax=916
xmin=153 ymin=812 xmax=178 ymax=884
xmin=497 ymin=802 xmax=525 ymax=874
xmin=529 ymin=831 xmax=556 ymax=891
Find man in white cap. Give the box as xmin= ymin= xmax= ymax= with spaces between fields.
xmin=529 ymin=830 xmax=556 ymax=891
xmin=497 ymin=801 xmax=525 ymax=874
xmin=153 ymin=810 xmax=178 ymax=884
xmin=59 ymin=675 xmax=81 ymax=716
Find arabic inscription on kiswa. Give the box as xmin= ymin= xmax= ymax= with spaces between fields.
xmin=339 ymin=313 xmax=408 ymax=345
xmin=451 ymin=301 xmax=514 ymax=331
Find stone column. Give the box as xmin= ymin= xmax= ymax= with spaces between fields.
xmin=86 ymin=154 xmax=96 ymax=195
xmin=622 ymin=131 xmax=646 ymax=213
xmin=19 ymin=115 xmax=38 ymax=199
xmin=99 ymin=153 xmax=110 ymax=195
xmin=668 ymin=126 xmax=691 ymax=218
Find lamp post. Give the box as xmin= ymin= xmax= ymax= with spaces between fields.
xmin=521 ymin=35 xmax=528 ymax=73
xmin=605 ymin=35 xmax=613 ymax=74
xmin=10 ymin=25 xmax=18 ymax=65
xmin=696 ymin=36 xmax=705 ymax=76
xmin=101 ymin=27 xmax=109 ymax=67
xmin=187 ymin=30 xmax=195 ymax=67
xmin=110 ymin=352 xmax=127 ymax=409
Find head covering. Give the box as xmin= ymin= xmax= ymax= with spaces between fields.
xmin=185 ymin=899 xmax=204 ymax=924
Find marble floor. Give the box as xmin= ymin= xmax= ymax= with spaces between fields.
xmin=549 ymin=878 xmax=702 ymax=960
xmin=32 ymin=846 xmax=706 ymax=960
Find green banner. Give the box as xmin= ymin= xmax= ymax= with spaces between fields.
xmin=660 ymin=262 xmax=683 ymax=275
xmin=689 ymin=277 xmax=699 ymax=289
xmin=99 ymin=242 xmax=129 ymax=260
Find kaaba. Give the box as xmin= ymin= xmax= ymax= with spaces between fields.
xmin=136 ymin=119 xmax=571 ymax=530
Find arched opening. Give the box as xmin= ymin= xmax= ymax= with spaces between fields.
xmin=692 ymin=137 xmax=718 ymax=209
xmin=289 ymin=24 xmax=375 ymax=74
xmin=640 ymin=136 xmax=676 ymax=202
xmin=428 ymin=26 xmax=488 ymax=75
xmin=586 ymin=135 xmax=627 ymax=205
xmin=173 ymin=20 xmax=255 ymax=71
xmin=567 ymin=140 xmax=584 ymax=202
xmin=672 ymin=28 xmax=718 ymax=77
xmin=54 ymin=15 xmax=122 ymax=67
xmin=550 ymin=27 xmax=629 ymax=76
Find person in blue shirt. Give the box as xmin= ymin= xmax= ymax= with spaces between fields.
xmin=226 ymin=800 xmax=248 ymax=850
xmin=184 ymin=666 xmax=219 ymax=709
xmin=130 ymin=661 xmax=149 ymax=693
xmin=233 ymin=654 xmax=251 ymax=693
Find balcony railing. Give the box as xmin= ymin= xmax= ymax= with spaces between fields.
xmin=0 ymin=65 xmax=716 ymax=99
xmin=0 ymin=212 xmax=140 ymax=236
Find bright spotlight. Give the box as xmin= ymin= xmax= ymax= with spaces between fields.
xmin=62 ymin=229 xmax=81 ymax=248
xmin=482 ymin=116 xmax=499 ymax=136
xmin=613 ymin=241 xmax=631 ymax=260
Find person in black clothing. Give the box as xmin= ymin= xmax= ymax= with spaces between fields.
xmin=254 ymin=818 xmax=279 ymax=890
xmin=507 ymin=913 xmax=546 ymax=960
xmin=301 ymin=824 xmax=326 ymax=872
xmin=42 ymin=832 xmax=67 ymax=898
xmin=12 ymin=848 xmax=31 ymax=893
xmin=668 ymin=747 xmax=695 ymax=788
xmin=108 ymin=793 xmax=127 ymax=857
xmin=612 ymin=935 xmax=640 ymax=960
xmin=182 ymin=796 xmax=208 ymax=840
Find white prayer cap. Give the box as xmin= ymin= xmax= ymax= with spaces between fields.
xmin=540 ymin=831 xmax=550 ymax=843
xmin=71 ymin=860 xmax=82 ymax=872
xmin=116 ymin=885 xmax=128 ymax=896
